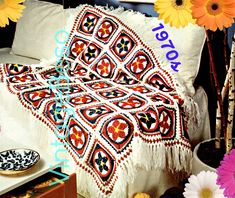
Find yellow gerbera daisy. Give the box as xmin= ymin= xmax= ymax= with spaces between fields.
xmin=154 ymin=0 xmax=195 ymax=28
xmin=191 ymin=0 xmax=235 ymax=31
xmin=0 ymin=0 xmax=25 ymax=28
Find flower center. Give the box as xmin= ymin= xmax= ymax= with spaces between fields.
xmin=207 ymin=0 xmax=222 ymax=15
xmin=199 ymin=188 xmax=213 ymax=198
xmin=172 ymin=0 xmax=185 ymax=10
xmin=212 ymin=3 xmax=218 ymax=10
xmin=176 ymin=0 xmax=183 ymax=6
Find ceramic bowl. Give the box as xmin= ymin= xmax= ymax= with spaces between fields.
xmin=0 ymin=148 xmax=40 ymax=175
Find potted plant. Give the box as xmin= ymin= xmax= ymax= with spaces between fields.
xmin=154 ymin=0 xmax=235 ymax=174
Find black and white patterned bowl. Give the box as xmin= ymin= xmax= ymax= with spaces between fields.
xmin=0 ymin=149 xmax=40 ymax=175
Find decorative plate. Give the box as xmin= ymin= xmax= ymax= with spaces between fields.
xmin=0 ymin=149 xmax=40 ymax=175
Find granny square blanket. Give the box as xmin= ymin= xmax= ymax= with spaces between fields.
xmin=0 ymin=6 xmax=192 ymax=197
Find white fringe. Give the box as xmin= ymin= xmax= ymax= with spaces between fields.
xmin=180 ymin=93 xmax=201 ymax=132
xmin=132 ymin=137 xmax=192 ymax=173
xmin=75 ymin=153 xmax=138 ymax=198
xmin=132 ymin=136 xmax=166 ymax=170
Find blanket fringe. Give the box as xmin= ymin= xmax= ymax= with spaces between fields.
xmin=132 ymin=136 xmax=192 ymax=174
xmin=75 ymin=160 xmax=135 ymax=198
xmin=182 ymin=96 xmax=201 ymax=133
xmin=132 ymin=136 xmax=166 ymax=170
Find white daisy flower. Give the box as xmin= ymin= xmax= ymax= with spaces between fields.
xmin=183 ymin=171 xmax=225 ymax=198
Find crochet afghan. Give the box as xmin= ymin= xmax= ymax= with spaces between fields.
xmin=0 ymin=5 xmax=193 ymax=197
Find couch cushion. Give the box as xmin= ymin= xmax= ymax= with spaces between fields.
xmin=0 ymin=48 xmax=40 ymax=64
xmin=11 ymin=0 xmax=69 ymax=61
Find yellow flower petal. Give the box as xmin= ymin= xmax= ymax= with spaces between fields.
xmin=178 ymin=11 xmax=188 ymax=26
xmin=154 ymin=0 xmax=194 ymax=28
xmin=0 ymin=14 xmax=9 ymax=27
xmin=0 ymin=0 xmax=25 ymax=27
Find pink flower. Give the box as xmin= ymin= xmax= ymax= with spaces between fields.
xmin=216 ymin=149 xmax=235 ymax=197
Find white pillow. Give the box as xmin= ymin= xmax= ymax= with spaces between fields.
xmin=11 ymin=0 xmax=69 ymax=61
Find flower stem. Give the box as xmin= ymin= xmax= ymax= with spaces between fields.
xmin=215 ymin=29 xmax=230 ymax=150
xmin=224 ymin=28 xmax=229 ymax=71
xmin=205 ymin=30 xmax=226 ymax=149
xmin=226 ymin=34 xmax=235 ymax=153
